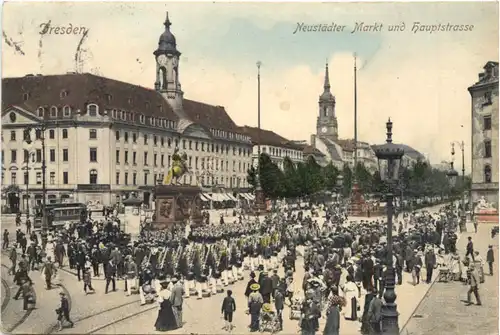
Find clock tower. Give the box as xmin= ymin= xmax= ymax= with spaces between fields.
xmin=154 ymin=12 xmax=184 ymax=113
xmin=316 ymin=62 xmax=338 ymax=140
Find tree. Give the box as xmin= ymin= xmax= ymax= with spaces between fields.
xmin=322 ymin=162 xmax=339 ymax=191
xmin=303 ymin=156 xmax=324 ymax=195
xmin=355 ymin=162 xmax=373 ymax=193
xmin=246 ymin=165 xmax=257 ymax=191
xmin=258 ymin=153 xmax=284 ymax=199
xmin=341 ymin=163 xmax=353 ymax=197
xmin=282 ymin=157 xmax=301 ymax=198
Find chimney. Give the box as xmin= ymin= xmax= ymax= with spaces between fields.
xmin=310 ymin=134 xmax=316 ymax=147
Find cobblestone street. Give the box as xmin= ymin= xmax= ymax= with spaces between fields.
xmin=401 ymin=223 xmax=499 ymax=335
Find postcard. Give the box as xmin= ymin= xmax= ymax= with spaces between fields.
xmin=1 ymin=2 xmax=498 ymax=335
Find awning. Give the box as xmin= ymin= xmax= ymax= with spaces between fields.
xmin=226 ymin=193 xmax=237 ymax=201
xmin=241 ymin=193 xmax=252 ymax=201
xmin=247 ymin=193 xmax=255 ymax=200
xmin=222 ymin=193 xmax=232 ymax=201
xmin=202 ymin=193 xmax=213 ymax=201
xmin=199 ymin=193 xmax=210 ymax=201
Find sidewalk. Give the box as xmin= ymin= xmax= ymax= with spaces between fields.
xmin=400 ymin=222 xmax=498 ymax=335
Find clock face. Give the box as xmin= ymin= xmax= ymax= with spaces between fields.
xmin=157 ymin=55 xmax=168 ymax=66
xmin=321 ymin=127 xmax=328 ymax=133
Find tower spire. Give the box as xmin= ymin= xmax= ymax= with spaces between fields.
xmin=164 ymin=11 xmax=171 ymax=30
xmin=323 ymin=61 xmax=331 ymax=91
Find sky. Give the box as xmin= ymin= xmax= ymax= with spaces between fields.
xmin=2 ymin=2 xmax=499 ymax=171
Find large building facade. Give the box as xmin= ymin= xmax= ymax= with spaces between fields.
xmin=469 ymin=61 xmax=499 ymax=207
xmin=1 ymin=14 xmax=253 ymax=211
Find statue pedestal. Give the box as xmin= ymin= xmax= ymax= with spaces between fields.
xmin=475 ymin=208 xmax=499 ymax=223
xmin=253 ymin=188 xmax=266 ymax=216
xmin=348 ymin=183 xmax=367 ymax=217
xmin=151 ymin=185 xmax=204 ymax=230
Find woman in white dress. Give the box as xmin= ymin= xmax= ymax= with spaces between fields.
xmin=341 ymin=275 xmax=359 ymax=321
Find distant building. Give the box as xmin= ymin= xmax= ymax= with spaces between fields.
xmin=469 ymin=61 xmax=499 ymax=207
xmin=238 ymin=126 xmax=304 ymax=171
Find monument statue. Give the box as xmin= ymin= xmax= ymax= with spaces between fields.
xmin=164 ymin=147 xmax=190 ymax=185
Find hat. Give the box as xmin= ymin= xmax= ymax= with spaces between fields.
xmin=250 ymin=283 xmax=260 ymax=291
xmin=171 ymin=276 xmax=179 ymax=283
xmin=262 ymin=303 xmax=272 ymax=313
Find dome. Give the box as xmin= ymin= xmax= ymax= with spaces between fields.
xmin=155 ymin=12 xmax=180 ymax=56
xmin=320 ymin=91 xmax=335 ymax=101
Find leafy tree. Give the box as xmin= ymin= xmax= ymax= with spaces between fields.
xmin=246 ymin=165 xmax=257 ymax=191
xmin=322 ymin=162 xmax=339 ymax=191
xmin=258 ymin=153 xmax=284 ymax=199
xmin=282 ymin=157 xmax=301 ymax=198
xmin=341 ymin=163 xmax=353 ymax=197
xmin=355 ymin=162 xmax=373 ymax=193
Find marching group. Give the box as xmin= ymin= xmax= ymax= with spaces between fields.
xmin=2 ymin=201 xmax=494 ymax=334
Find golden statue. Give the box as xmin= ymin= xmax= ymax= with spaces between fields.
xmin=164 ymin=147 xmax=190 ymax=185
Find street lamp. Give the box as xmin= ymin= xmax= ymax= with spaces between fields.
xmin=373 ymin=118 xmax=405 ymax=335
xmin=23 ymin=151 xmax=36 ymax=219
xmin=448 ymin=142 xmax=466 ymax=232
xmin=446 ymin=161 xmax=459 ymax=189
xmin=23 ymin=123 xmax=48 ymax=231
xmin=254 ymin=60 xmax=265 ymax=215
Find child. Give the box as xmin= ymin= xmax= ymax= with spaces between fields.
xmin=83 ymin=267 xmax=95 ymax=294
xmin=221 ymin=289 xmax=236 ymax=331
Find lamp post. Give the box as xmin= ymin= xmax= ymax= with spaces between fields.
xmin=23 ymin=123 xmax=48 ymax=231
xmin=23 ymin=151 xmax=35 ymax=220
xmin=254 ymin=61 xmax=265 ymax=215
xmin=452 ymin=141 xmax=466 ymax=230
xmin=446 ymin=146 xmax=464 ymax=232
xmin=373 ymin=118 xmax=405 ymax=335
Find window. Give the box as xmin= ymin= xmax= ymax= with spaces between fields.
xmin=161 ymin=137 xmax=164 ymax=146
xmin=132 ymin=152 xmax=137 ymax=165
xmin=63 ymin=171 xmax=68 ymax=184
xmin=37 ymin=107 xmax=45 ymax=117
xmin=106 ymin=94 xmax=113 ymax=102
xmin=116 ymin=172 xmax=120 ymax=185
xmin=49 ymin=129 xmax=55 ymax=139
xmin=10 ymin=131 xmax=16 ymax=141
xmin=115 ymin=131 xmax=120 ymax=140
xmin=11 ymin=150 xmax=17 ymax=163
xmin=484 ymin=91 xmax=492 ymax=105
xmin=62 ymin=129 xmax=68 ymax=139
xmin=484 ymin=115 xmax=492 ymax=131
xmin=484 ymin=165 xmax=492 ymax=183
xmin=116 ymin=150 xmax=120 ymax=163
xmin=168 ymin=155 xmax=171 ymax=168
xmin=133 ymin=173 xmax=137 ymax=185
xmin=132 ymin=133 xmax=137 ymax=143
xmin=89 ymin=129 xmax=97 ymax=139
xmin=24 ymin=171 xmax=29 ymax=185
xmin=50 ymin=106 xmax=58 ymax=117
xmin=87 ymin=104 xmax=98 ymax=116
xmin=144 ymin=152 xmax=148 ymax=165
xmin=60 ymin=90 xmax=68 ymax=98
xmin=154 ymin=174 xmax=157 ymax=184
xmin=50 ymin=149 xmax=56 ymax=162
xmin=195 ymin=157 xmax=199 ymax=169
xmin=154 ymin=136 xmax=158 ymax=146
xmin=11 ymin=172 xmax=17 ymax=184
xmin=89 ymin=169 xmax=98 ymax=184
xmin=144 ymin=173 xmax=149 ymax=185
xmin=175 ymin=139 xmax=179 ymax=148
xmin=154 ymin=154 xmax=157 ymax=166
xmin=167 ymin=138 xmax=171 ymax=147
xmin=49 ymin=172 xmax=55 ymax=185
xmin=23 ymin=93 xmax=30 ymax=101
xmin=144 ymin=134 xmax=148 ymax=145
xmin=89 ymin=148 xmax=97 ymax=162
xmin=36 ymin=172 xmax=42 ymax=185
xmin=35 ymin=129 xmax=42 ymax=140
xmin=124 ymin=132 xmax=129 ymax=142
xmin=484 ymin=140 xmax=492 ymax=158
xmin=124 ymin=151 xmax=129 ymax=164
xmin=62 ymin=149 xmax=69 ymax=162
xmin=161 ymin=154 xmax=165 ymax=166
xmin=195 ymin=141 xmax=199 ymax=151
xmin=23 ymin=150 xmax=29 ymax=163
xmin=139 ymin=115 xmax=145 ymax=124
xmin=188 ymin=140 xmax=192 ymax=150
xmin=124 ymin=172 xmax=129 ymax=185
xmin=182 ymin=140 xmax=186 ymax=149
xmin=63 ymin=106 xmax=71 ymax=117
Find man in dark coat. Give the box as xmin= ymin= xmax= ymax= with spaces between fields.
xmin=486 ymin=245 xmax=495 ymax=275
xmin=57 ymin=292 xmax=73 ymax=331
xmin=105 ymin=260 xmax=117 ymax=294
xmin=244 ymin=272 xmax=258 ymax=298
xmin=259 ymin=272 xmax=273 ymax=303
xmin=424 ymin=248 xmax=437 ymax=284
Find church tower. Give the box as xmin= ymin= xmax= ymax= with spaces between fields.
xmin=154 ymin=12 xmax=184 ymax=113
xmin=316 ymin=62 xmax=338 ymax=140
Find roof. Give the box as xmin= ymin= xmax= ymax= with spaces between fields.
xmin=336 ymin=138 xmax=355 ymax=152
xmin=2 ymin=73 xmax=247 ymax=135
xmin=238 ymin=126 xmax=303 ymax=150
xmin=469 ymin=61 xmax=499 ymax=90
xmin=183 ymin=99 xmax=241 ymax=133
xmin=302 ymin=144 xmax=326 ymax=157
xmin=2 ymin=73 xmax=178 ymax=121
xmin=321 ymin=137 xmax=344 ymax=161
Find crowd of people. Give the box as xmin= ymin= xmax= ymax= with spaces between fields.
xmin=2 ymin=200 xmax=493 ymax=334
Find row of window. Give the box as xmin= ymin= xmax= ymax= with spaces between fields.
xmin=115 ymin=150 xmax=249 ymax=172
xmin=262 ymin=146 xmax=303 ymax=159
xmin=115 ymin=130 xmax=252 ymax=156
xmin=8 ymin=128 xmax=70 ymax=142
xmin=5 ymin=171 xmax=69 ymax=185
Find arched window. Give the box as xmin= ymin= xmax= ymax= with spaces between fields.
xmin=484 ymin=165 xmax=492 ymax=183
xmin=37 ymin=107 xmax=45 ymax=117
xmin=50 ymin=106 xmax=58 ymax=118
xmin=87 ymin=104 xmax=98 ymax=117
xmin=323 ymin=106 xmax=327 ymax=117
xmin=63 ymin=106 xmax=71 ymax=117
xmin=89 ymin=169 xmax=98 ymax=184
